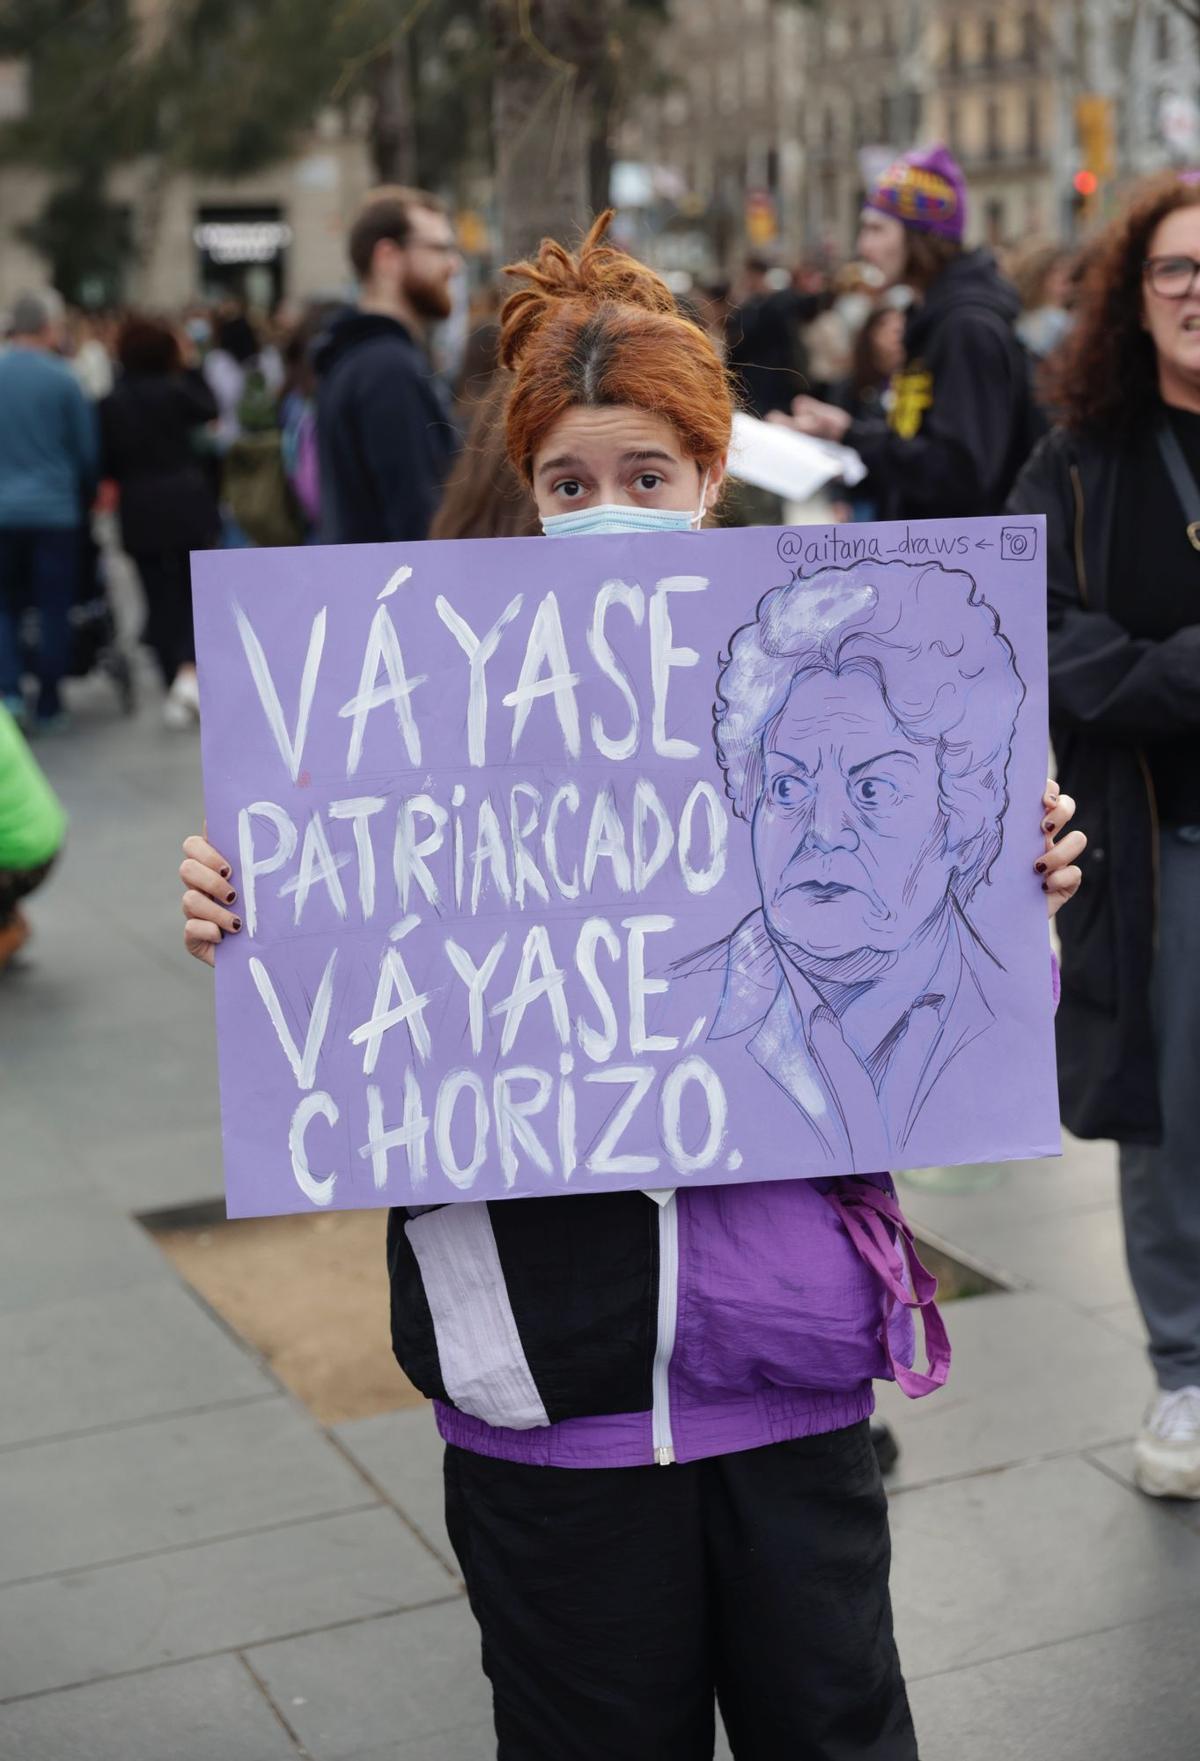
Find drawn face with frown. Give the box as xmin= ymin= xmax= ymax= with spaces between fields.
xmin=752 ymin=668 xmax=956 ymax=959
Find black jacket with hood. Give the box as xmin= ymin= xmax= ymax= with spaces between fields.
xmin=848 ymin=249 xmax=1040 ymax=521
xmin=1006 ymin=424 xmax=1200 ymax=1146
xmin=314 ymin=309 xmax=458 ymax=545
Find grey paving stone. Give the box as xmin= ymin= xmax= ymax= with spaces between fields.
xmin=1091 ymin=1300 xmax=1149 ymax=1348
xmin=873 ymin=1290 xmax=1149 ymax=1486
xmin=0 ymin=1195 xmax=174 ymax=1316
xmin=87 ymin=1121 xmax=226 ymax=1213
xmin=333 ymin=1407 xmax=456 ymax=1572
xmin=337 ymin=1731 xmax=495 ymax=1761
xmin=908 ymin=1610 xmax=1200 ymax=1761
xmin=934 ymin=1202 xmax=1133 ymax=1311
xmin=0 ymin=1279 xmax=275 ymax=1448
xmin=1087 ymin=1441 xmax=1200 ymax=1536
xmin=890 ymin=1455 xmax=1200 ymax=1681
xmin=0 ymin=1507 xmax=457 ymax=1700
xmin=0 ymin=1654 xmax=297 ymax=1761
xmin=250 ymin=1597 xmax=490 ymax=1759
xmin=0 ymin=1097 xmax=93 ymax=1201
xmin=898 ymin=1132 xmax=1117 ymax=1236
xmin=0 ymin=1399 xmax=375 ymax=1584
xmin=13 ymin=1016 xmax=221 ymax=1157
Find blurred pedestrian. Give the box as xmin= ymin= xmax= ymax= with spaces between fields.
xmin=0 ymin=291 xmax=98 ymax=732
xmin=1010 ymin=240 xmax=1076 ymax=364
xmin=277 ymin=307 xmax=331 ymax=542
xmin=0 ymin=700 xmax=65 ymax=970
xmin=725 ymin=254 xmax=825 ymax=418
xmin=829 ymin=306 xmax=907 ymax=521
xmin=203 ymin=307 xmax=264 ymax=448
xmin=1009 ymin=172 xmax=1200 ymax=1501
xmin=99 ymin=316 xmax=220 ymax=727
xmin=69 ymin=310 xmax=115 ymax=401
xmin=787 ymin=145 xmax=1040 ymax=519
xmin=314 ymin=186 xmax=461 ymax=543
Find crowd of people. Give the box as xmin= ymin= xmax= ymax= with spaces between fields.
xmin=0 ymin=147 xmax=1089 ymax=755
xmin=3 ymin=136 xmax=1200 ymax=1757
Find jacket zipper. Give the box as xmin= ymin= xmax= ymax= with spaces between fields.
xmin=1070 ymin=461 xmax=1160 ymax=946
xmin=651 ymin=1194 xmax=679 ymax=1465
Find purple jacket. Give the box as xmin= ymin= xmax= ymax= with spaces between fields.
xmin=389 ymin=1173 xmax=947 ymax=1471
xmin=386 ymin=958 xmax=1059 ymax=1470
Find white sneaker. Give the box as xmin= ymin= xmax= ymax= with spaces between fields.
xmin=163 ymin=670 xmax=200 ymax=729
xmin=1133 ymin=1386 xmax=1200 ymax=1499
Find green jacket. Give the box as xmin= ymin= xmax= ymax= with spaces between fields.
xmin=0 ymin=706 xmax=66 ymax=870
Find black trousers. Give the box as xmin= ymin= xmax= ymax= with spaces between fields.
xmin=131 ymin=550 xmax=195 ymax=685
xmin=444 ymin=1421 xmax=917 ymax=1761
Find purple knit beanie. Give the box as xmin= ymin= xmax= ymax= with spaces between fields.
xmin=866 ymin=144 xmax=968 ymax=243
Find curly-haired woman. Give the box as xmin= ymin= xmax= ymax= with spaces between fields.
xmin=1009 ymin=172 xmax=1200 ymax=1500
xmin=183 ymin=215 xmax=1082 ymax=1761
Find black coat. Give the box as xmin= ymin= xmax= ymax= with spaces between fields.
xmin=313 ymin=309 xmax=458 ymax=544
xmin=725 ymin=290 xmax=824 ymax=418
xmin=849 ymin=250 xmax=1041 ymax=521
xmin=99 ymin=371 xmax=220 ymax=555
xmin=1007 ymin=425 xmax=1200 ymax=1145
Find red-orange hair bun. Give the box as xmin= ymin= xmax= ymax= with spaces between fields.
xmin=499 ymin=210 xmax=733 ymax=481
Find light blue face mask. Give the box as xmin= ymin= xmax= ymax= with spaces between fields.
xmin=541 ymin=470 xmax=710 ymax=538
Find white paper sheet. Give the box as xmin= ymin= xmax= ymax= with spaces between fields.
xmin=728 ymin=410 xmax=867 ymax=502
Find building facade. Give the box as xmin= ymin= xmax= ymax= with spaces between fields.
xmin=621 ymin=0 xmax=1200 ymax=273
xmin=0 ymin=115 xmax=372 ymax=313
xmin=614 ymin=0 xmax=809 ymax=274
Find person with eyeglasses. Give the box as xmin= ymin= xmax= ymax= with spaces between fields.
xmin=1009 ymin=171 xmax=1200 ymax=1500
xmin=313 ymin=187 xmax=463 ymax=544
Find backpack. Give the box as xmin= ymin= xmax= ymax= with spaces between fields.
xmin=222 ymin=433 xmax=304 ymax=548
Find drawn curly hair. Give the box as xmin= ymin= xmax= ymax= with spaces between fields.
xmin=714 ymin=560 xmax=1026 ymax=903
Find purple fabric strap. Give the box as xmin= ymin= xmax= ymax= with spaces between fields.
xmin=822 ymin=1180 xmax=951 ymax=1398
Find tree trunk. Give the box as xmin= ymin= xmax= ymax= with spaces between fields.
xmin=368 ymin=32 xmax=418 ymax=186
xmin=587 ymin=38 xmax=620 ymax=218
xmin=488 ymin=0 xmax=614 ymax=262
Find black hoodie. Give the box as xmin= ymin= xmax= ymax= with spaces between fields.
xmin=313 ymin=308 xmax=458 ymax=545
xmin=847 ymin=249 xmax=1040 ymax=521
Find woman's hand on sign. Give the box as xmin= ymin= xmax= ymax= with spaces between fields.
xmin=1038 ymin=783 xmax=1085 ymax=921
xmin=180 ymin=833 xmax=239 ymax=967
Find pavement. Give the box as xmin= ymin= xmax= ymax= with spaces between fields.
xmin=2 ymin=599 xmax=1199 ymax=1760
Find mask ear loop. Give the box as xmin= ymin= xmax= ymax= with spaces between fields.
xmin=691 ymin=467 xmax=712 ymax=530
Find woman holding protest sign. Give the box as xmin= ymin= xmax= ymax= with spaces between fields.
xmin=179 ymin=214 xmax=1083 ymax=1761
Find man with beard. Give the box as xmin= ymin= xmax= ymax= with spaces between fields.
xmin=315 ymin=188 xmax=462 ymax=543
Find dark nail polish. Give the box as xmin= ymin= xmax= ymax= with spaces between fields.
xmin=1035 ymin=860 xmax=1047 ymax=873
xmin=1042 ymin=819 xmax=1054 ymax=832
xmin=226 ymin=890 xmax=236 ymax=904
xmin=221 ymin=865 xmax=231 ymax=879
xmin=231 ymin=917 xmax=242 ymax=932
xmin=1042 ymin=880 xmax=1050 ymax=891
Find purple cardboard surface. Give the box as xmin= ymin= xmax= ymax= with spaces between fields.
xmin=193 ymin=517 xmax=1059 ymax=1218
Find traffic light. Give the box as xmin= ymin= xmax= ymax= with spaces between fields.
xmin=1072 ymin=96 xmax=1114 ymax=230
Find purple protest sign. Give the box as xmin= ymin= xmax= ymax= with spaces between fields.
xmin=193 ymin=516 xmax=1059 ymax=1218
